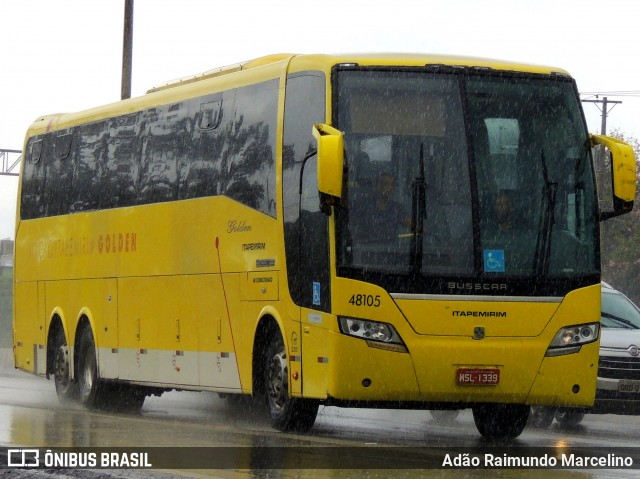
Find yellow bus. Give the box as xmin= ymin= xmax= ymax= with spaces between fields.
xmin=13 ymin=53 xmax=636 ymax=440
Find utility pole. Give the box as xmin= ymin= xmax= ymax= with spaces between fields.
xmin=121 ymin=0 xmax=134 ymax=100
xmin=581 ymin=96 xmax=622 ymax=135
xmin=581 ymin=96 xmax=623 ymax=217
xmin=582 ymin=95 xmax=623 ymax=165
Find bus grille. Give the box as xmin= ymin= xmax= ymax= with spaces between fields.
xmin=598 ymin=356 xmax=640 ymax=380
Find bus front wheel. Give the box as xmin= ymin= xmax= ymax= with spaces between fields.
xmin=264 ymin=332 xmax=318 ymax=432
xmin=529 ymin=406 xmax=556 ymax=428
xmin=554 ymin=408 xmax=585 ymax=427
xmin=472 ymin=403 xmax=529 ymax=440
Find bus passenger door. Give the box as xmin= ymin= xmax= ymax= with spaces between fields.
xmin=297 ymin=154 xmax=332 ymax=398
xmin=281 ymin=71 xmax=328 ymax=398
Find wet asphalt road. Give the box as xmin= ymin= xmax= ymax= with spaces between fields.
xmin=1 ymin=351 xmax=639 ymax=479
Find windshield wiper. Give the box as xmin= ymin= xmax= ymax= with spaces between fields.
xmin=534 ymin=151 xmax=557 ymax=277
xmin=410 ymin=144 xmax=427 ymax=274
xmin=601 ymin=312 xmax=640 ymax=330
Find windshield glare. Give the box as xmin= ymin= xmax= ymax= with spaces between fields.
xmin=601 ymin=291 xmax=640 ymax=329
xmin=334 ymin=69 xmax=598 ymax=292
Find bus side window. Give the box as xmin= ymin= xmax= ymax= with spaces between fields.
xmin=20 ymin=137 xmax=45 ymax=219
xmin=43 ymin=131 xmax=75 ymax=217
xmin=139 ymin=104 xmax=185 ymax=204
xmin=79 ymin=120 xmax=109 ymax=211
xmin=223 ymin=80 xmax=278 ymax=216
xmin=182 ymin=92 xmax=228 ymax=199
xmin=178 ymin=92 xmax=229 ymax=199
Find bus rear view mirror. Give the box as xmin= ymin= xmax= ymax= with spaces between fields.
xmin=591 ymin=134 xmax=636 ymax=221
xmin=313 ymin=124 xmax=344 ymax=199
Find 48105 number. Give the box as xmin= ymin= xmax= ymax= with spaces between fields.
xmin=348 ymin=294 xmax=381 ymax=307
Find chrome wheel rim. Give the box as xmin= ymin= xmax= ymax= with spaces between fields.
xmin=267 ymin=346 xmax=288 ymax=413
xmin=79 ymin=349 xmax=95 ymax=401
xmin=54 ymin=345 xmax=70 ymax=388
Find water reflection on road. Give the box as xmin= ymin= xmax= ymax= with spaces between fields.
xmin=1 ymin=365 xmax=639 ymax=479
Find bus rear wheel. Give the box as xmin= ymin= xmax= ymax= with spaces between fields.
xmin=76 ymin=327 xmax=103 ymax=409
xmin=264 ymin=332 xmax=318 ymax=432
xmin=76 ymin=326 xmax=146 ymax=413
xmin=53 ymin=329 xmax=77 ymax=404
xmin=472 ymin=403 xmax=529 ymax=440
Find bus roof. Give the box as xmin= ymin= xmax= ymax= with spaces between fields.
xmin=148 ymin=52 xmax=571 ymax=92
xmin=146 ymin=53 xmax=296 ymax=93
xmin=24 ymin=52 xmax=571 ymax=140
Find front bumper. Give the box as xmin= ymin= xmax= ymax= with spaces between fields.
xmin=320 ymin=329 xmax=599 ymax=408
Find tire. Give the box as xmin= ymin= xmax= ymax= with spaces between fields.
xmin=76 ymin=326 xmax=146 ymax=413
xmin=264 ymin=332 xmax=318 ymax=432
xmin=472 ymin=403 xmax=529 ymax=441
xmin=529 ymin=407 xmax=555 ymax=428
xmin=554 ymin=408 xmax=585 ymax=427
xmin=429 ymin=410 xmax=460 ymax=424
xmin=52 ymin=328 xmax=77 ymax=404
xmin=76 ymin=327 xmax=103 ymax=409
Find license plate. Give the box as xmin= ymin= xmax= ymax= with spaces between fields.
xmin=456 ymin=368 xmax=500 ymax=386
xmin=618 ymin=380 xmax=640 ymax=393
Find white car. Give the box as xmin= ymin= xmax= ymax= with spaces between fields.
xmin=530 ymin=282 xmax=640 ymax=427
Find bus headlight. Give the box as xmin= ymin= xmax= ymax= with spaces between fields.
xmin=338 ymin=317 xmax=407 ymax=352
xmin=546 ymin=323 xmax=600 ymax=357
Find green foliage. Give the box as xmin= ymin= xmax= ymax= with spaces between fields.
xmin=600 ymin=128 xmax=640 ymax=305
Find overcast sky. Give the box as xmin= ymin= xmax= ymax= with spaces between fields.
xmin=1 ymin=0 xmax=639 ymax=240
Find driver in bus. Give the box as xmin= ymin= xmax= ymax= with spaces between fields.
xmin=352 ymin=171 xmax=410 ymax=243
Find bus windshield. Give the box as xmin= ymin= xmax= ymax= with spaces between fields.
xmin=334 ymin=68 xmax=598 ymax=296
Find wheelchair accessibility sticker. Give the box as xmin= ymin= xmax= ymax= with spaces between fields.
xmin=313 ymin=282 xmax=321 ymax=306
xmin=483 ymin=250 xmax=505 ymax=273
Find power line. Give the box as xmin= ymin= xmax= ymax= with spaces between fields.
xmin=581 ymin=97 xmax=622 ymax=136
xmin=581 ymin=91 xmax=640 ymax=98
xmin=581 ymin=90 xmax=640 ymax=94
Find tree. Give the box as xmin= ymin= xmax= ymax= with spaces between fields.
xmin=600 ymin=128 xmax=640 ymax=304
